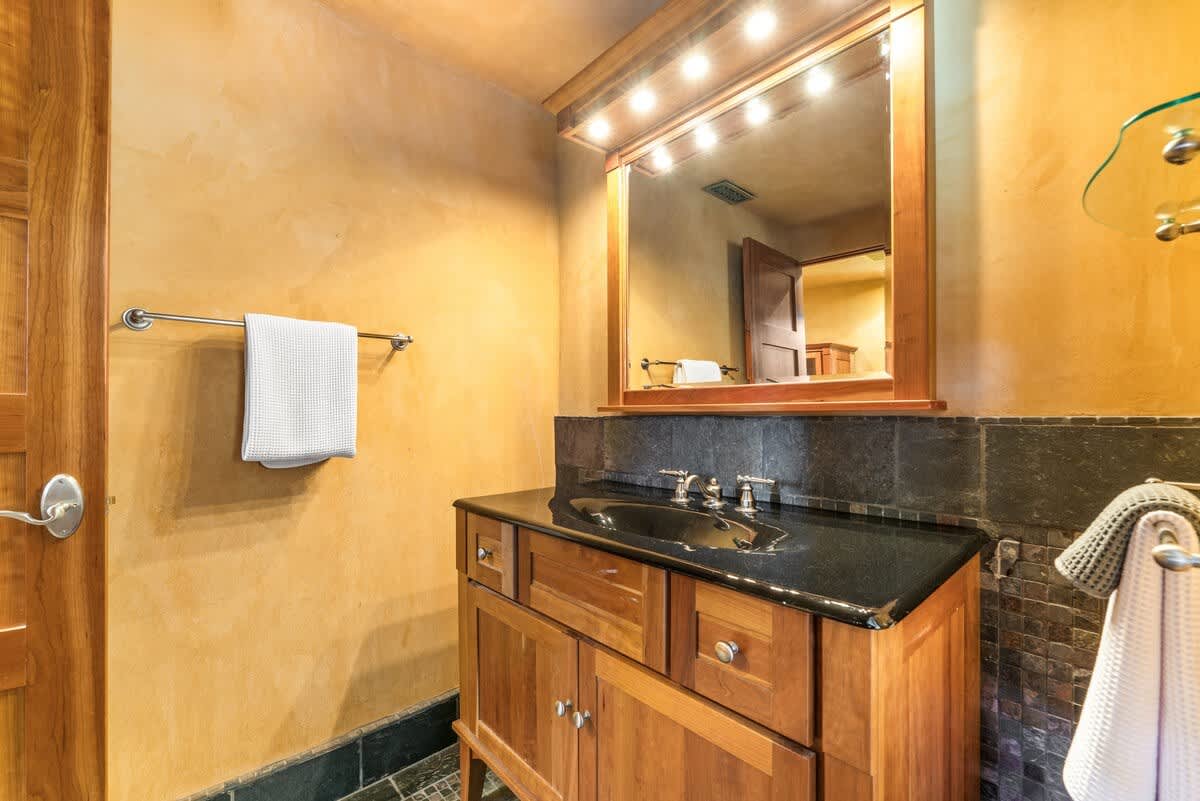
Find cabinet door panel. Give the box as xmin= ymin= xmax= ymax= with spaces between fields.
xmin=468 ymin=583 xmax=577 ymax=801
xmin=578 ymin=644 xmax=814 ymax=801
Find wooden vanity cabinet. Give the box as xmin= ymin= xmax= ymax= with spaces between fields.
xmin=454 ymin=511 xmax=979 ymax=801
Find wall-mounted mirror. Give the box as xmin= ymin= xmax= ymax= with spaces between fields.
xmin=627 ymin=34 xmax=892 ymax=390
xmin=549 ymin=0 xmax=938 ymax=412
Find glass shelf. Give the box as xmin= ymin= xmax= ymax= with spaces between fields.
xmin=1083 ymin=91 xmax=1200 ymax=240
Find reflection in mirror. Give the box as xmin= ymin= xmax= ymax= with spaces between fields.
xmin=627 ymin=33 xmax=891 ymax=389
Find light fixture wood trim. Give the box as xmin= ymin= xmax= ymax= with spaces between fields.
xmin=600 ymin=0 xmax=937 ymax=415
xmin=542 ymin=0 xmax=738 ymax=116
xmin=606 ymin=1 xmax=891 ymax=170
xmin=558 ymin=0 xmax=891 ymax=159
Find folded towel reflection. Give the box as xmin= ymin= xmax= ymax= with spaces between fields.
xmin=672 ymin=359 xmax=723 ymax=383
xmin=1055 ymin=482 xmax=1200 ymax=597
xmin=1062 ymin=510 xmax=1200 ymax=801
xmin=241 ymin=313 xmax=358 ymax=469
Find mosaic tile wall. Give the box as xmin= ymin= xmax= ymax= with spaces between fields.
xmin=556 ymin=415 xmax=1200 ymax=801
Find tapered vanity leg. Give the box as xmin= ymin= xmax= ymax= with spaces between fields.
xmin=460 ymin=739 xmax=486 ymax=801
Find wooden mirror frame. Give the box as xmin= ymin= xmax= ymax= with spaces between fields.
xmin=580 ymin=1 xmax=940 ymax=414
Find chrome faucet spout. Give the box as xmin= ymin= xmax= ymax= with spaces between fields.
xmin=658 ymin=469 xmax=724 ymax=507
xmin=697 ymin=476 xmax=724 ymax=509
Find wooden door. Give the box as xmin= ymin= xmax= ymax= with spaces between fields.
xmin=0 ymin=1 xmax=109 ymax=799
xmin=465 ymin=583 xmax=578 ymax=801
xmin=577 ymin=643 xmax=814 ymax=801
xmin=742 ymin=238 xmax=806 ymax=383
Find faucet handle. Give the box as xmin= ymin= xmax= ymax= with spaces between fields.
xmin=734 ymin=475 xmax=775 ymax=515
xmin=659 ymin=469 xmax=692 ymax=505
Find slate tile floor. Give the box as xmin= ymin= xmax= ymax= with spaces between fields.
xmin=343 ymin=745 xmax=516 ymax=801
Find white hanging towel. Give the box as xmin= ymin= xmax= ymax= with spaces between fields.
xmin=673 ymin=359 xmax=723 ymax=384
xmin=241 ymin=313 xmax=358 ymax=469
xmin=1062 ymin=510 xmax=1200 ymax=801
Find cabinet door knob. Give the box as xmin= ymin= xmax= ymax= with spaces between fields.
xmin=476 ymin=546 xmax=491 ymax=561
xmin=572 ymin=710 xmax=592 ymax=730
xmin=554 ymin=699 xmax=573 ymax=718
xmin=714 ymin=640 xmax=740 ymax=664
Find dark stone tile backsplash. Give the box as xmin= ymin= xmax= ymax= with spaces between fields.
xmin=554 ymin=414 xmax=1200 ymax=801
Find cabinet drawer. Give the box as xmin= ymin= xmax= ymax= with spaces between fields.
xmin=519 ymin=530 xmax=667 ymax=672
xmin=669 ymin=574 xmax=814 ymax=746
xmin=464 ymin=513 xmax=516 ymax=598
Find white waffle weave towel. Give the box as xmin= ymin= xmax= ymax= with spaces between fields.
xmin=1063 ymin=510 xmax=1200 ymax=801
xmin=673 ymin=359 xmax=723 ymax=383
xmin=241 ymin=313 xmax=357 ymax=469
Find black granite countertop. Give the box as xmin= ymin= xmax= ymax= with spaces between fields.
xmin=454 ymin=481 xmax=987 ymax=629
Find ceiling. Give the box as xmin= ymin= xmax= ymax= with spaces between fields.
xmin=318 ymin=0 xmax=668 ymax=104
xmin=654 ymin=36 xmax=890 ymax=228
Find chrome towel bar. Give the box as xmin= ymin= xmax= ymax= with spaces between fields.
xmin=640 ymin=357 xmax=739 ymax=375
xmin=1145 ymin=478 xmax=1200 ymax=571
xmin=121 ymin=307 xmax=414 ymax=351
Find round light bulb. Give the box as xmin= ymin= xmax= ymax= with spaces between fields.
xmin=880 ymin=39 xmax=890 ymax=57
xmin=745 ymin=9 xmax=777 ymax=41
xmin=651 ymin=147 xmax=673 ymax=171
xmin=682 ymin=53 xmax=710 ymax=80
xmin=631 ymin=88 xmax=656 ymax=113
xmin=587 ymin=118 xmax=611 ymax=141
xmin=806 ymin=67 xmax=833 ymax=96
xmin=695 ymin=125 xmax=718 ymax=150
xmin=745 ymin=98 xmax=769 ymax=126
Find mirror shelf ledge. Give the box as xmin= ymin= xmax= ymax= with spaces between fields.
xmin=598 ymin=399 xmax=947 ymax=416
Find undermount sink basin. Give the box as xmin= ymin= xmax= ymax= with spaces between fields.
xmin=568 ymin=497 xmax=790 ymax=551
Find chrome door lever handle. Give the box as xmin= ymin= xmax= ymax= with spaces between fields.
xmin=0 ymin=503 xmax=74 ymax=526
xmin=0 ymin=474 xmax=85 ymax=540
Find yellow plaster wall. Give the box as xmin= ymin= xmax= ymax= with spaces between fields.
xmin=109 ymin=2 xmax=559 ymax=799
xmin=934 ymin=0 xmax=1200 ymax=414
xmin=559 ymin=0 xmax=1200 ymax=416
xmin=803 ymin=279 xmax=888 ymax=374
